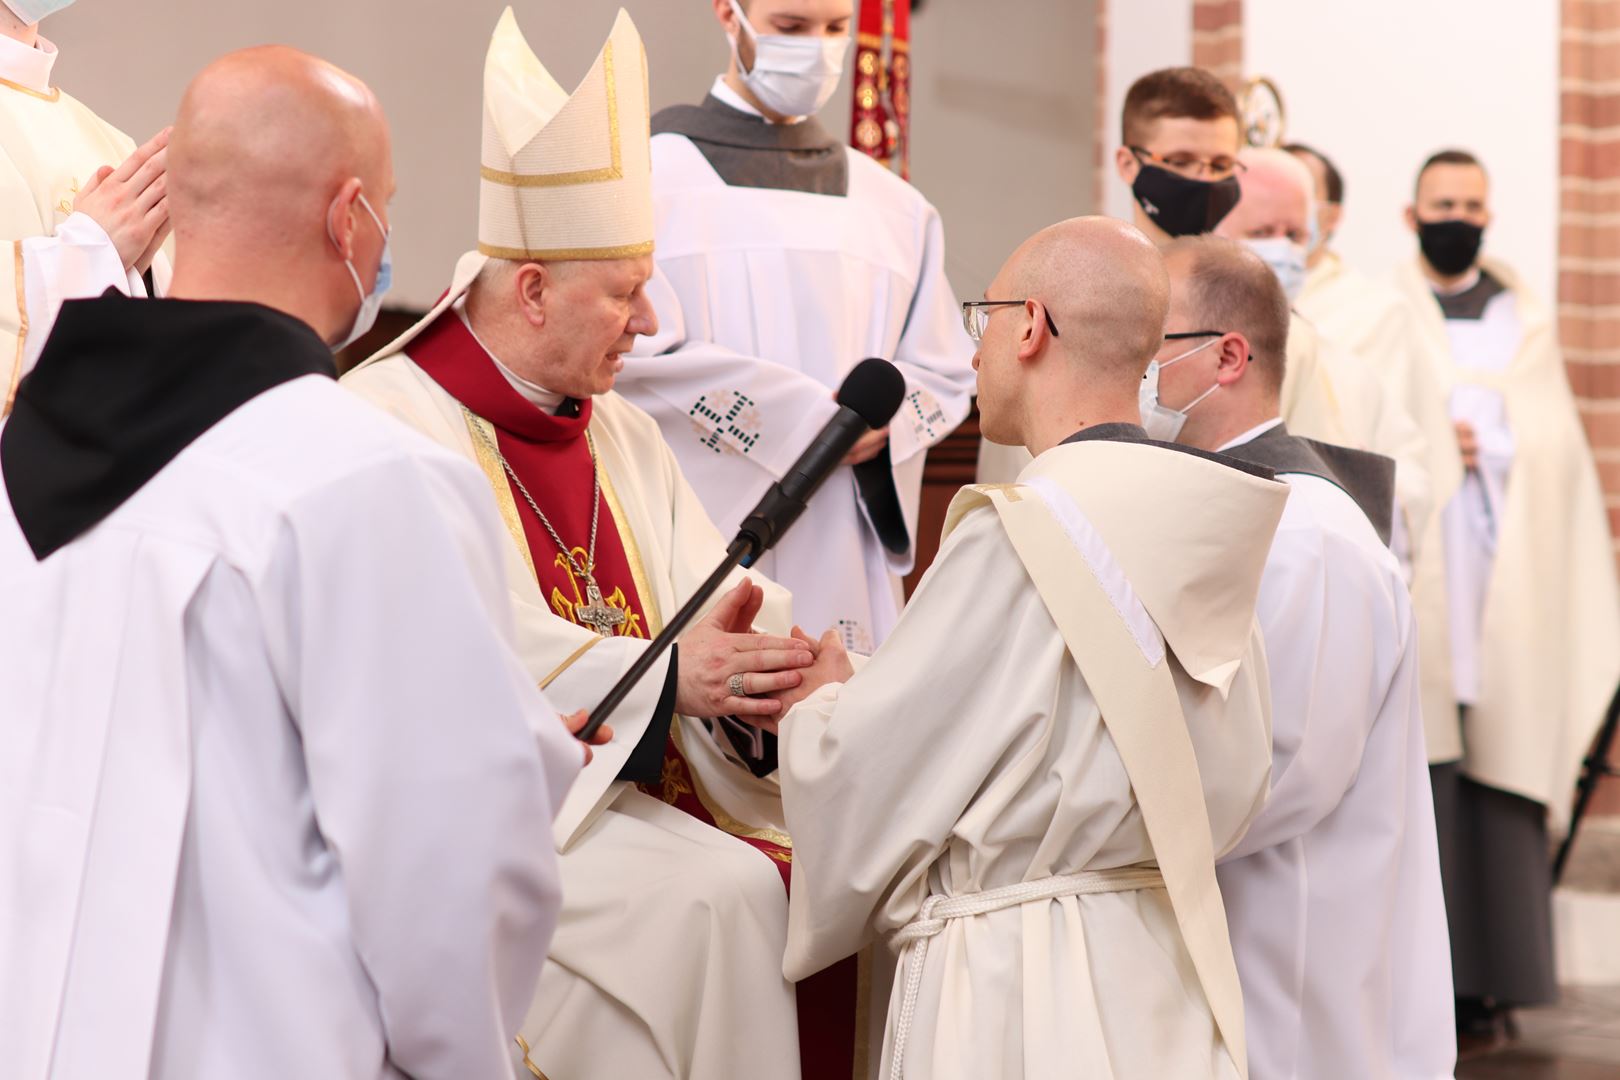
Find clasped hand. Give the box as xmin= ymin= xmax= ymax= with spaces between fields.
xmin=74 ymin=127 xmax=172 ymax=275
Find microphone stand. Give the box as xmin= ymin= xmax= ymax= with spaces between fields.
xmin=576 ymin=535 xmax=755 ymax=742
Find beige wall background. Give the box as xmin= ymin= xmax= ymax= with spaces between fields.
xmin=43 ymin=0 xmax=1097 ymax=310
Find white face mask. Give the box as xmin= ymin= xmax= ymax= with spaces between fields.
xmin=1139 ymin=337 xmax=1222 ymax=441
xmin=727 ymin=0 xmax=850 ymax=119
xmin=1 ymin=0 xmax=76 ymax=22
xmin=328 ymin=192 xmax=392 ymax=352
xmin=1244 ymin=236 xmax=1309 ymax=302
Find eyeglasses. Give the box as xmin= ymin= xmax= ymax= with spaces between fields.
xmin=1130 ymin=146 xmax=1247 ymax=181
xmin=961 ymin=300 xmax=1060 ymax=343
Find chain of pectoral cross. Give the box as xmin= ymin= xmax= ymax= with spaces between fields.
xmin=463 ymin=407 xmax=626 ymax=637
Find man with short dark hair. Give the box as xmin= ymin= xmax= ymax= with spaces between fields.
xmin=1154 ymin=235 xmax=1455 ymax=1079
xmin=1394 ymin=148 xmax=1620 ymax=1043
xmin=1115 ymin=67 xmax=1246 ymax=243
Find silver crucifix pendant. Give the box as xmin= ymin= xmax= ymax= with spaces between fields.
xmin=577 ymin=578 xmax=626 ymax=637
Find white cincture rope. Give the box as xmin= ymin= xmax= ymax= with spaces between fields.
xmin=887 ymin=866 xmax=1166 ymax=1078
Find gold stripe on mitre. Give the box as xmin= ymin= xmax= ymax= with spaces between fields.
xmin=478 ymin=6 xmax=653 ymax=261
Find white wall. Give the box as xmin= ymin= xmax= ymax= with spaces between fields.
xmin=43 ymin=0 xmax=1096 ymax=310
xmin=1245 ymin=0 xmax=1560 ymax=306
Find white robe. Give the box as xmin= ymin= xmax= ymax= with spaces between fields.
xmin=1300 ymin=252 xmax=1464 ymax=763
xmin=346 ymin=259 xmax=804 ymax=1080
xmin=782 ymin=438 xmax=1290 ymax=1080
xmin=621 ymin=85 xmax=975 ymax=652
xmin=0 ymin=375 xmax=577 ymax=1080
xmin=1212 ymin=435 xmax=1454 ymax=1080
xmin=1394 ymin=257 xmax=1620 ymax=825
xmin=0 ymin=32 xmax=170 ymax=415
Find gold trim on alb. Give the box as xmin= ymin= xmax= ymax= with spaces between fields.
xmin=0 ymin=75 xmax=58 ymax=102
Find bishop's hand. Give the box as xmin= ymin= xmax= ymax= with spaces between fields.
xmin=75 ymin=127 xmax=171 ymax=272
xmin=675 ymin=578 xmax=815 ymax=721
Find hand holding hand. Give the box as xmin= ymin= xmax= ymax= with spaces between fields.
xmin=74 ymin=127 xmax=170 ymax=271
xmin=675 ymin=578 xmax=814 ymax=720
xmin=753 ymin=627 xmax=853 ymax=733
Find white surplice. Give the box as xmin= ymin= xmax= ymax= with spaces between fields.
xmin=1394 ymin=257 xmax=1620 ymax=826
xmin=346 ymin=253 xmax=804 ymax=1080
xmin=0 ymin=375 xmax=577 ymax=1080
xmin=781 ymin=437 xmax=1290 ymax=1080
xmin=621 ymin=79 xmax=975 ymax=652
xmin=1214 ymin=428 xmax=1454 ymax=1080
xmin=0 ymin=33 xmax=169 ymax=414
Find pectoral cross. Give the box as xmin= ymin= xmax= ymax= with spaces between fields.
xmin=577 ymin=578 xmax=626 ymax=637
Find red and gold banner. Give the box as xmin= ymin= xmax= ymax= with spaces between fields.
xmin=850 ymin=0 xmax=911 ymax=179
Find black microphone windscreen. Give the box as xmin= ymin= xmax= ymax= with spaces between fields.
xmin=836 ymin=358 xmax=906 ymax=428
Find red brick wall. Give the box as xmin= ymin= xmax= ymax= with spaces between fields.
xmin=1562 ymin=0 xmax=1620 ymax=571
xmin=1558 ymin=0 xmax=1620 ymax=815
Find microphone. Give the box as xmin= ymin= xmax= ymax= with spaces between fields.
xmin=733 ymin=357 xmax=907 ymax=566
xmin=576 ymin=358 xmax=905 ymax=741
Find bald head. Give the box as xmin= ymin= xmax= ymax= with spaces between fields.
xmin=1008 ymin=216 xmax=1170 ymax=383
xmin=170 ymin=47 xmax=389 ymax=248
xmin=975 ymin=216 xmax=1169 ymax=453
xmin=1217 ymin=147 xmax=1313 ymax=246
xmin=166 ymin=47 xmax=393 ymax=344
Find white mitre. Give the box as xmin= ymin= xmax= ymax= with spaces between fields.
xmin=479 ymin=5 xmax=653 ymax=262
xmin=359 ymin=6 xmax=653 ymax=365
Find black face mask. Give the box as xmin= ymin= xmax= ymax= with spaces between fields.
xmin=1417 ymin=218 xmax=1484 ymax=277
xmin=1131 ymin=164 xmax=1242 ymax=238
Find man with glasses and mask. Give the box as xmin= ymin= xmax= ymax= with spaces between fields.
xmin=617 ymin=0 xmax=974 ymax=663
xmin=771 ymin=216 xmax=1290 ymax=1080
xmin=1393 ymin=149 xmax=1620 ymax=1046
xmin=1150 ymin=235 xmax=1454 ymax=1079
xmin=0 ymin=45 xmax=583 ymax=1078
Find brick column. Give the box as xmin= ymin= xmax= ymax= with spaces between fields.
xmin=1561 ymin=0 xmax=1620 ymax=574
xmin=1191 ymin=0 xmax=1243 ymax=88
xmin=1558 ymin=0 xmax=1620 ymax=827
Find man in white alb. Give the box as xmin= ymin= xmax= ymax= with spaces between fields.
xmin=1394 ymin=148 xmax=1620 ymax=1040
xmin=773 ymin=216 xmax=1289 ymax=1080
xmin=0 ymin=46 xmax=580 ymax=1080
xmin=619 ymin=0 xmax=975 ymax=655
xmin=1150 ymin=234 xmax=1454 ymax=1079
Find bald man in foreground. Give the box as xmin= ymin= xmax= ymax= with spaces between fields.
xmin=771 ymin=217 xmax=1290 ymax=1079
xmin=0 ymin=47 xmax=583 ymax=1079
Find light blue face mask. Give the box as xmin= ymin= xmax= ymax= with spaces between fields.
xmin=1243 ymin=236 xmax=1309 ymax=303
xmin=2 ymin=0 xmax=77 ymax=22
xmin=329 ymin=192 xmax=392 ymax=351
